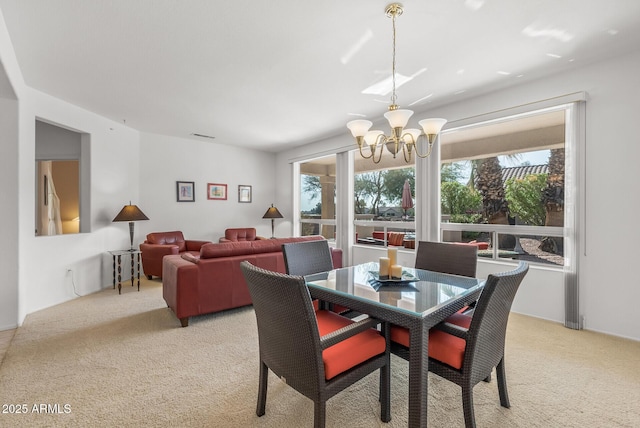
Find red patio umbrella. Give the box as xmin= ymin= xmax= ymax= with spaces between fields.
xmin=401 ymin=179 xmax=414 ymax=219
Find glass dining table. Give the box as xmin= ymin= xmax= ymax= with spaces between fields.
xmin=305 ymin=261 xmax=485 ymax=428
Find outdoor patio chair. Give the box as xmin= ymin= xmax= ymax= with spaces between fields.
xmin=240 ymin=261 xmax=391 ymax=428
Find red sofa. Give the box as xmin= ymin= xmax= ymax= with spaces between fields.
xmin=162 ymin=235 xmax=343 ymax=327
xmin=139 ymin=231 xmax=212 ymax=279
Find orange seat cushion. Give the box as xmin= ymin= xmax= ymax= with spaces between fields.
xmin=390 ymin=312 xmax=472 ymax=369
xmin=316 ymin=310 xmax=385 ymax=380
xmin=312 ymin=300 xmax=349 ymax=315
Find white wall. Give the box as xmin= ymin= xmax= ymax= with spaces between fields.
xmin=1 ymin=9 xmax=23 ymax=329
xmin=0 ymin=87 xmax=19 ymax=331
xmin=276 ymin=49 xmax=640 ymax=341
xmin=2 ymin=9 xmax=144 ymax=324
xmin=18 ymin=88 xmax=142 ymax=320
xmin=138 ymin=133 xmax=277 ymax=243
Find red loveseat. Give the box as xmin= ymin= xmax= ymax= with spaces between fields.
xmin=162 ymin=235 xmax=343 ymax=327
xmin=139 ymin=231 xmax=212 ymax=279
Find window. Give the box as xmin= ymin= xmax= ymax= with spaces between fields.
xmin=298 ymin=154 xmax=337 ymax=241
xmin=439 ymin=108 xmax=567 ymax=267
xmin=353 ymin=152 xmax=416 ymax=249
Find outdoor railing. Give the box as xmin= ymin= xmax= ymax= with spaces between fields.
xmin=303 ymin=217 xmax=564 ymax=267
xmin=440 ymin=222 xmax=564 ymax=267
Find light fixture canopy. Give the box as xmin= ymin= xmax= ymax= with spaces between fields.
xmin=347 ymin=3 xmax=447 ymax=164
xmin=113 ymin=202 xmax=149 ymax=251
xmin=262 ymin=204 xmax=283 ymax=239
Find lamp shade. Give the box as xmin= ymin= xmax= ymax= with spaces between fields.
xmin=113 ymin=203 xmax=149 ymax=251
xmin=346 ymin=120 xmax=373 ymax=138
xmin=384 ymin=109 xmax=413 ymax=128
xmin=112 ymin=203 xmax=149 ymax=222
xmin=262 ymin=204 xmax=283 ymax=219
xmin=418 ymin=118 xmax=448 ymax=135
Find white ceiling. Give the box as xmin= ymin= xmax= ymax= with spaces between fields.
xmin=2 ymin=0 xmax=640 ymax=152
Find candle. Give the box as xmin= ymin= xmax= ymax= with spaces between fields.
xmin=379 ymin=257 xmax=390 ymax=278
xmin=390 ymin=264 xmax=403 ymax=279
xmin=387 ymin=247 xmax=397 ymax=266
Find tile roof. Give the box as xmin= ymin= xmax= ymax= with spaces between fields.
xmin=501 ymin=164 xmax=548 ymax=182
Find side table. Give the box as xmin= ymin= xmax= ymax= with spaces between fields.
xmin=108 ymin=249 xmax=142 ymax=294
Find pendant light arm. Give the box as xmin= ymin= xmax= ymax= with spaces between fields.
xmin=370 ymin=133 xmax=387 ymax=164
xmin=355 ymin=136 xmax=375 ymax=159
xmin=411 ymin=140 xmax=435 ymax=159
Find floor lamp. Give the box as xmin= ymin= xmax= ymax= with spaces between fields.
xmin=262 ymin=204 xmax=283 ymax=239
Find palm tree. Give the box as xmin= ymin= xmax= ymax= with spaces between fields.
xmin=475 ymin=157 xmax=510 ymax=224
xmin=540 ymin=148 xmax=565 ymax=254
xmin=475 ymin=156 xmax=513 ymax=249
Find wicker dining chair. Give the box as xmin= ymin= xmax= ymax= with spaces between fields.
xmin=240 ymin=261 xmax=391 ymax=428
xmin=282 ymin=239 xmax=350 ymax=314
xmin=426 ymin=262 xmax=529 ymax=428
xmin=390 ymin=240 xmax=479 ymax=354
xmin=282 ymin=239 xmax=334 ymax=276
xmin=415 ymin=240 xmax=479 ymax=315
xmin=414 ymin=240 xmax=478 ymax=277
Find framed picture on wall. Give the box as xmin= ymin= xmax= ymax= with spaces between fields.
xmin=238 ymin=185 xmax=252 ymax=203
xmin=176 ymin=181 xmax=195 ymax=202
xmin=207 ymin=183 xmax=227 ymax=200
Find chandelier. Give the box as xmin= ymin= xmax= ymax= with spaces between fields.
xmin=347 ymin=3 xmax=447 ymax=164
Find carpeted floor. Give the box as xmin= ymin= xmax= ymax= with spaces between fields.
xmin=0 ymin=278 xmax=639 ymax=427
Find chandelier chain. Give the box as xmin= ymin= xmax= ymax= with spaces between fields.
xmin=391 ymin=9 xmax=397 ymax=108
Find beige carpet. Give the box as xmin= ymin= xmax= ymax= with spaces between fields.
xmin=1 ymin=278 xmax=639 ymax=427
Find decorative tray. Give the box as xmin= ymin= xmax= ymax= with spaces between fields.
xmin=368 ymin=279 xmax=419 ymax=292
xmin=368 ymin=270 xmax=419 ymax=283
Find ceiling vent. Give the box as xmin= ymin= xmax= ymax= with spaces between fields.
xmin=190 ymin=133 xmax=216 ymax=139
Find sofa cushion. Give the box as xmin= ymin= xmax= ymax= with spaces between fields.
xmin=248 ymin=239 xmax=282 ymax=254
xmin=200 ymin=241 xmax=253 ymax=258
xmin=146 ymin=231 xmax=186 ymax=252
xmin=224 ymin=227 xmax=258 ymax=241
xmin=200 ymin=236 xmax=327 ymax=259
